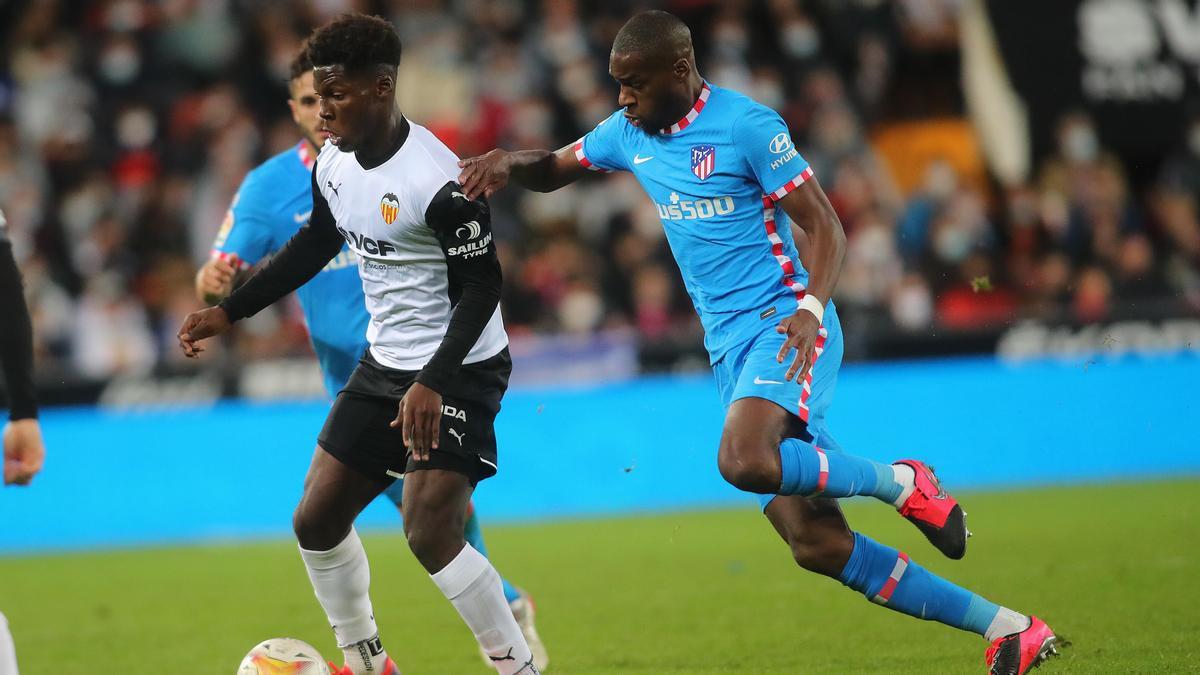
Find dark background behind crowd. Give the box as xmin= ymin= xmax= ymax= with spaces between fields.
xmin=0 ymin=0 xmax=1196 ymax=389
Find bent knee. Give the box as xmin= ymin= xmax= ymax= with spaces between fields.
xmin=718 ymin=441 xmax=782 ymax=493
xmin=787 ymin=529 xmax=853 ymax=577
xmin=293 ymin=504 xmax=346 ymax=551
xmin=402 ymin=508 xmax=461 ymax=568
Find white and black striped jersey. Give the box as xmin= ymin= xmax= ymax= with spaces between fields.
xmin=221 ymin=118 xmax=508 ymax=393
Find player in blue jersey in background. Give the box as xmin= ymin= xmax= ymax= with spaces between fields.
xmin=195 ymin=47 xmax=546 ymax=670
xmin=460 ymin=11 xmax=1061 ymax=675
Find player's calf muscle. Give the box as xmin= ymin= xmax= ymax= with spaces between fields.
xmin=401 ymin=470 xmax=472 ymax=571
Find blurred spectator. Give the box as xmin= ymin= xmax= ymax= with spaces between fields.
xmin=0 ymin=0 xmax=1194 ymax=385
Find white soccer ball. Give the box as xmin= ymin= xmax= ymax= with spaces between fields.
xmin=237 ymin=638 xmax=331 ymax=674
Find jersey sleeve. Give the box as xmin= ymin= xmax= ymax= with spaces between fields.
xmin=210 ymin=172 xmax=276 ymax=270
xmin=576 ymin=111 xmax=629 ymax=173
xmin=0 ymin=215 xmax=37 ymax=420
xmin=416 ymin=181 xmax=503 ymax=393
xmin=734 ymin=103 xmax=814 ymax=201
xmin=218 ymin=163 xmax=345 ymax=322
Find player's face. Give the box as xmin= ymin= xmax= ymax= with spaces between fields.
xmin=313 ymin=65 xmax=392 ymax=153
xmin=287 ymin=71 xmax=328 ymax=149
xmin=609 ymin=51 xmax=689 ymax=134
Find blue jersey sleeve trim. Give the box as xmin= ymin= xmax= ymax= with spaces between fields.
xmin=578 ymin=111 xmax=630 ymax=173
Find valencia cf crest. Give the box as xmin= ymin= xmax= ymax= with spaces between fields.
xmin=380 ymin=193 xmax=400 ymax=225
xmin=691 ymin=145 xmax=715 ymax=181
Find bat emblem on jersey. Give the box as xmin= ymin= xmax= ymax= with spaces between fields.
xmin=455 ymin=220 xmax=483 ymax=240
xmin=380 ymin=192 xmax=400 ymax=225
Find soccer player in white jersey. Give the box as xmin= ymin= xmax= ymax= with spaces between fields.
xmin=459 ymin=10 xmax=1061 ymax=675
xmin=1 ymin=207 xmax=48 ymax=675
xmin=177 ymin=14 xmax=537 ymax=675
xmin=195 ymin=45 xmax=546 ymax=669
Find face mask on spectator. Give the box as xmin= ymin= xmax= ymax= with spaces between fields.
xmin=934 ymin=225 xmax=973 ymax=263
xmin=782 ymin=20 xmax=820 ymax=60
xmin=100 ymin=41 xmax=141 ymax=85
xmin=713 ymin=22 xmax=749 ymax=56
xmin=1063 ymin=125 xmax=1099 ymax=163
xmin=891 ymin=280 xmax=933 ymax=331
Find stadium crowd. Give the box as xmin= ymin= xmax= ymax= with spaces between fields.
xmin=0 ymin=0 xmax=1196 ymax=380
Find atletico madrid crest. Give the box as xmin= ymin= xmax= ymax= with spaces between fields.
xmin=691 ymin=145 xmax=716 ymax=181
xmin=380 ymin=192 xmax=400 ymax=224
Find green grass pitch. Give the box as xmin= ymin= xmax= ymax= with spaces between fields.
xmin=1 ymin=479 xmax=1195 ymax=674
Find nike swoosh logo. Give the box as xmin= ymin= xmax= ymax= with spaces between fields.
xmin=633 ymin=154 xmax=654 ymax=165
xmin=753 ymin=376 xmax=785 ymax=385
xmin=293 ymin=210 xmax=312 ymax=224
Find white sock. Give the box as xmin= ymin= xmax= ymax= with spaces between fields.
xmin=984 ymin=607 xmax=1031 ymax=642
xmin=0 ymin=611 xmax=17 ymax=675
xmin=891 ymin=463 xmax=917 ymax=508
xmin=431 ymin=544 xmax=537 ymax=675
xmin=299 ymin=527 xmax=389 ymax=673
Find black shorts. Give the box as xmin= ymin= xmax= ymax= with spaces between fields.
xmin=317 ymin=348 xmax=511 ymax=485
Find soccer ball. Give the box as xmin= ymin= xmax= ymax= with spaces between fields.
xmin=237 ymin=638 xmax=331 ymax=674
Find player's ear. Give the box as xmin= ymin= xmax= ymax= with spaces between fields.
xmin=673 ymin=57 xmax=690 ymax=81
xmin=374 ymin=70 xmax=395 ymax=99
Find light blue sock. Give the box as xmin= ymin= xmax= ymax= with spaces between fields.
xmin=382 ymin=478 xmax=405 ymax=509
xmin=778 ymin=438 xmax=902 ymax=503
xmin=839 ymin=532 xmax=999 ymax=636
xmin=383 ymin=480 xmax=521 ymax=604
xmin=463 ymin=506 xmax=521 ymax=604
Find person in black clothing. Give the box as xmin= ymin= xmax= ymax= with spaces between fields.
xmin=0 ymin=208 xmax=43 ymax=487
xmin=0 ymin=207 xmax=44 ymax=674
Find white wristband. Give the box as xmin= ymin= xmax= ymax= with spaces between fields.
xmin=798 ymin=294 xmax=825 ymax=324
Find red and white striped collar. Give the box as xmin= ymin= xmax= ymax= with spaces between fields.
xmin=661 ymin=81 xmax=712 ymax=135
xmin=297 ymin=141 xmax=317 ymax=170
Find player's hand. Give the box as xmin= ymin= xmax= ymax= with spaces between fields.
xmin=176 ymin=306 xmax=232 ymax=358
xmin=457 ymin=150 xmax=512 ymax=201
xmin=3 ymin=418 xmax=45 ymax=486
xmin=776 ymin=308 xmax=821 ymax=382
xmin=392 ymin=382 xmax=442 ymax=461
xmin=195 ymin=255 xmax=239 ymax=305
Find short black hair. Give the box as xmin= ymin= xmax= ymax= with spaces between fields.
xmin=288 ymin=42 xmax=313 ymax=83
xmin=612 ymin=10 xmax=692 ymax=64
xmin=306 ymin=13 xmax=402 ymax=73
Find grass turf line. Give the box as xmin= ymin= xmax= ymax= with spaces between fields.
xmin=0 ymin=479 xmax=1195 ymax=674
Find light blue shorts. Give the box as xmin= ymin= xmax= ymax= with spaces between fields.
xmin=712 ymin=302 xmax=845 ymax=508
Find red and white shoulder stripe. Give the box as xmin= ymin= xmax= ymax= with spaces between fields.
xmin=573 ymin=138 xmax=610 ymax=173
xmin=768 ymin=166 xmax=815 ymax=202
xmin=209 ymin=250 xmax=249 ymax=270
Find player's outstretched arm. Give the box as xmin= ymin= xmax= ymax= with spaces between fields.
xmin=774 ymin=178 xmax=847 ymax=382
xmin=177 ymin=167 xmax=344 ymax=359
xmin=457 ymin=143 xmax=587 ymax=200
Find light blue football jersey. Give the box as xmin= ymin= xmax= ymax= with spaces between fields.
xmin=578 ymin=82 xmax=816 ymax=364
xmin=211 ymin=142 xmax=366 ymax=396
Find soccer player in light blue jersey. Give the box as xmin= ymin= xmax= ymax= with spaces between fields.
xmin=459 ymin=11 xmax=1060 ymax=675
xmin=195 ymin=47 xmax=546 ymax=670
